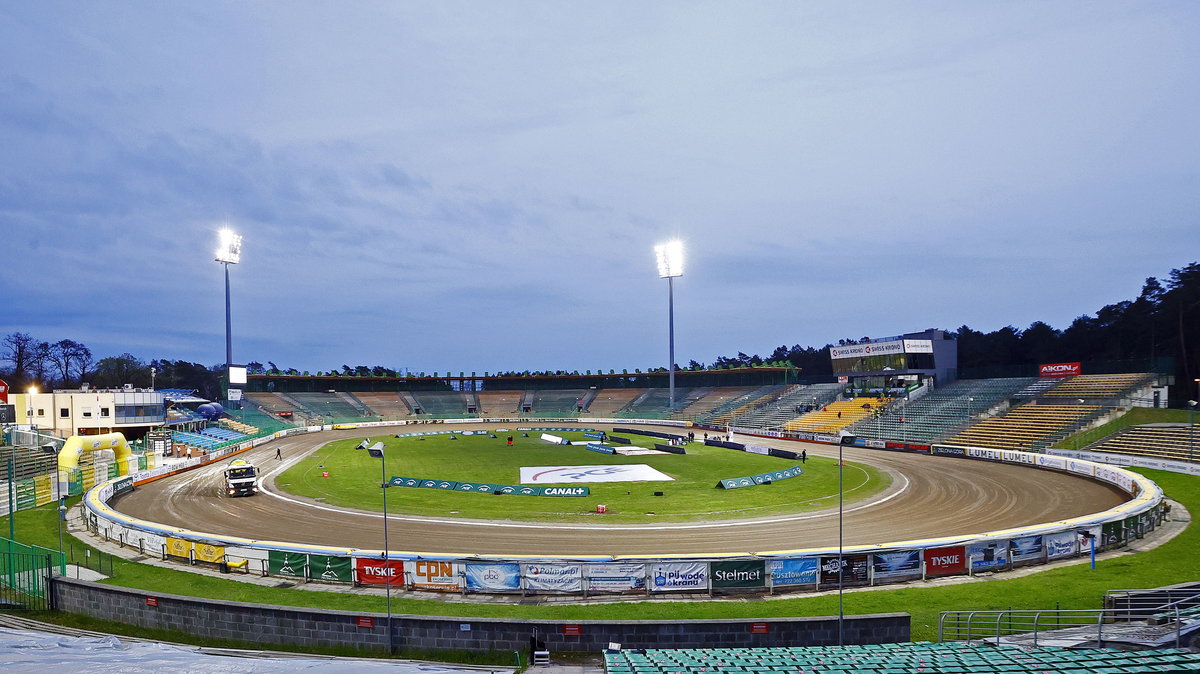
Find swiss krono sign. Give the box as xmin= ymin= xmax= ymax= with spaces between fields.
xmin=1040 ymin=362 xmax=1081 ymax=377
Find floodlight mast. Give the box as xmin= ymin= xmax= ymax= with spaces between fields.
xmin=215 ymin=229 xmax=243 ymax=378
xmin=654 ymin=241 xmax=684 ymax=411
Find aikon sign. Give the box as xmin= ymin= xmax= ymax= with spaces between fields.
xmin=1039 ymin=362 xmax=1081 ymax=378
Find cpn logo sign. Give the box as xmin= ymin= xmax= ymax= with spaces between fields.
xmin=520 ymin=464 xmax=675 ymax=484
xmin=1039 ymin=362 xmax=1081 ymax=378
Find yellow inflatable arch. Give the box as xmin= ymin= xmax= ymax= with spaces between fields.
xmin=58 ymin=432 xmax=132 ymax=475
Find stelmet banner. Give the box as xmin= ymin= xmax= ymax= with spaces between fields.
xmin=522 ymin=563 xmax=583 ymax=592
xmin=465 ymin=563 xmax=520 ymax=591
xmin=586 ymin=563 xmax=646 ymax=592
xmin=711 ymin=560 xmax=766 ymax=589
xmin=768 ymin=558 xmax=819 ymax=586
xmin=650 ymin=562 xmax=709 ymax=592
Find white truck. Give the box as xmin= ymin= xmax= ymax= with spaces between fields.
xmin=223 ymin=459 xmax=259 ymax=497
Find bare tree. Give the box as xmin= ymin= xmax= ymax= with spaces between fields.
xmin=49 ymin=339 xmax=91 ymax=387
xmin=1 ymin=332 xmax=38 ymax=381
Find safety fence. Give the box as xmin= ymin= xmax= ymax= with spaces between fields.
xmin=80 ymin=419 xmax=1167 ymax=599
xmin=0 ymin=537 xmax=65 ymax=610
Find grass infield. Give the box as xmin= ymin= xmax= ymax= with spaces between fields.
xmin=274 ymin=430 xmax=890 ymax=522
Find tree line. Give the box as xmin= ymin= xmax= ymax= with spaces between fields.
xmin=4 ymin=262 xmax=1199 ymax=404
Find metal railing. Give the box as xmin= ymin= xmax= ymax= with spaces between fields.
xmin=938 ymin=606 xmax=1194 ymax=649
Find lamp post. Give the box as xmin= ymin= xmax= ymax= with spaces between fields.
xmin=214 ymin=228 xmax=243 ymax=381
xmin=367 ymin=441 xmax=394 ymax=655
xmin=654 ymin=240 xmax=684 ymax=411
xmin=838 ymin=437 xmax=844 ymax=646
xmin=1189 ymin=401 xmax=1197 ymax=463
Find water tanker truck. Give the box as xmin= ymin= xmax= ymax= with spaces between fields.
xmin=223 ymin=458 xmax=258 ymax=496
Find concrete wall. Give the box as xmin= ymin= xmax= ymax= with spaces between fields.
xmin=52 ymin=577 xmax=909 ymax=654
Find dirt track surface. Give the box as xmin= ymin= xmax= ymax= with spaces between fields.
xmin=112 ymin=424 xmax=1129 ymax=557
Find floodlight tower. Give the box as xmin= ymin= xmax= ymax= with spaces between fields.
xmin=654 ymin=240 xmax=684 ymax=410
xmin=215 ymin=229 xmax=243 ymax=376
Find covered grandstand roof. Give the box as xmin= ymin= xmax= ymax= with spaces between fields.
xmin=158 ymin=388 xmax=209 ymax=404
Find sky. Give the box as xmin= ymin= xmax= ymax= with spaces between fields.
xmin=2 ymin=2 xmax=1199 ymax=375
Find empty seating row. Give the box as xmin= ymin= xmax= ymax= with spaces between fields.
xmin=848 ymin=377 xmax=1036 ymax=444
xmin=732 ymin=383 xmax=843 ymax=430
xmin=1084 ymin=424 xmax=1200 ymax=463
xmin=945 ymin=403 xmax=1101 ymax=451
xmin=604 ymin=642 xmax=1200 ymax=673
xmin=1043 ymin=373 xmax=1155 ymax=399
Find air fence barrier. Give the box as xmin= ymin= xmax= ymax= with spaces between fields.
xmin=81 ymin=418 xmax=1167 ymax=599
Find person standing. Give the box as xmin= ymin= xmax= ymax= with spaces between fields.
xmin=801 ymin=449 xmax=807 ymax=464
xmin=275 ymin=447 xmax=282 ymax=460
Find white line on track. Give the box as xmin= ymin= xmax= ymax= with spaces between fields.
xmin=252 ymin=460 xmax=911 ymax=532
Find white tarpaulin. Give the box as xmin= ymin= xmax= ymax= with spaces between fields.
xmin=0 ymin=627 xmax=512 ymax=673
xmin=519 ymin=464 xmax=675 ymax=484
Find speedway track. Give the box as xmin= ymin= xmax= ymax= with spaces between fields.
xmin=110 ymin=424 xmax=1129 ymax=557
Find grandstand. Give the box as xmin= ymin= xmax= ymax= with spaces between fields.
xmin=944 ymin=402 xmax=1103 ymax=451
xmin=617 ymin=387 xmax=703 ymax=419
xmin=1083 ymin=424 xmax=1200 ymax=463
xmin=670 ymin=385 xmax=759 ymax=421
xmin=531 ymin=389 xmax=591 ymax=417
xmin=603 ymin=642 xmax=1200 ymax=673
xmin=475 ymin=390 xmax=521 ymax=416
xmin=350 ymin=392 xmax=411 ymax=419
xmin=408 ymin=391 xmax=467 ymax=417
xmin=584 ymin=388 xmax=647 ymax=417
xmin=695 ymin=384 xmax=788 ymax=426
xmin=244 ymin=392 xmax=302 ymax=419
xmin=1042 ymin=373 xmax=1157 ymax=400
xmin=848 ymin=377 xmax=1035 ymax=444
xmin=781 ymin=396 xmax=888 ymax=435
xmin=288 ymin=392 xmax=368 ymax=422
xmin=729 ymin=383 xmax=843 ymax=430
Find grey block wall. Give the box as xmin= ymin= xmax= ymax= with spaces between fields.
xmin=53 ymin=577 xmax=909 ymax=654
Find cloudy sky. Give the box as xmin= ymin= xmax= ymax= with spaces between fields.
xmin=2 ymin=2 xmax=1198 ymax=374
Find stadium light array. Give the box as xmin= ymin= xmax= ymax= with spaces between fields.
xmin=654 ymin=240 xmax=684 ymax=410
xmin=215 ymin=228 xmax=243 ymax=390
xmin=654 ymin=240 xmax=684 ymax=278
xmin=215 ymin=228 xmax=243 ymax=264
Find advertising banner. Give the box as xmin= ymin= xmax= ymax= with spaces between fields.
xmin=585 ymin=443 xmax=616 ymax=455
xmin=830 ymin=341 xmax=905 ymax=359
xmin=356 ymin=558 xmax=406 ymax=586
xmin=522 ymin=563 xmax=583 ymax=592
xmin=1009 ymin=535 xmax=1044 ymax=563
xmin=649 ymin=562 xmax=709 ymax=592
xmin=768 ymin=558 xmax=819 ymax=587
xmin=586 ymin=563 xmax=646 ymax=592
xmin=465 ymin=563 xmax=521 ymax=591
xmin=309 ymin=554 xmax=353 ymax=582
xmin=410 ymin=560 xmax=461 ymax=591
xmin=1039 ymin=362 xmax=1081 ymax=378
xmin=967 ymin=447 xmax=1003 ymax=462
xmin=1036 ymin=455 xmax=1067 ymax=470
xmin=819 ymin=554 xmax=869 ymax=586
xmin=193 ymin=542 xmax=225 ymax=564
xmin=1101 ymin=520 xmax=1124 ymax=547
xmin=1045 ymin=532 xmax=1078 ymax=560
xmin=269 ymin=550 xmax=309 ymax=579
xmin=420 ymin=479 xmax=459 ymax=490
xmin=969 ymin=542 xmax=1008 ymax=572
xmin=1095 ymin=466 xmax=1134 ymax=493
xmin=923 ymin=546 xmax=967 ymax=577
xmin=0 ymin=378 xmax=8 ymax=403
xmin=902 ymin=339 xmax=933 ymax=353
xmin=711 ymin=560 xmax=766 ymax=589
xmin=165 ymin=537 xmax=193 ymax=560
xmin=520 ymin=464 xmax=674 ymax=484
xmin=872 ymin=550 xmax=921 ymax=579
xmin=932 ymin=445 xmax=967 ymax=458
xmin=1001 ymin=450 xmax=1036 ymax=465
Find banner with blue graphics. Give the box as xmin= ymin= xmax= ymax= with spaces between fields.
xmin=465 ymin=563 xmax=520 ymax=591
xmin=1009 ymin=535 xmax=1044 ymax=563
xmin=586 ymin=563 xmax=646 ymax=592
xmin=768 ymin=558 xmax=819 ymax=587
xmin=586 ymin=443 xmax=616 ymax=455
xmin=1045 ymin=531 xmax=1077 ymax=560
xmin=584 ymin=431 xmax=607 ymax=440
xmin=522 ymin=563 xmax=583 ymax=592
xmin=718 ymin=465 xmax=803 ymax=490
xmin=969 ymin=541 xmax=1009 ymax=571
xmin=872 ymin=549 xmax=921 ymax=579
xmin=391 ymin=476 xmax=588 ymax=497
xmin=650 ymin=562 xmax=709 ymax=592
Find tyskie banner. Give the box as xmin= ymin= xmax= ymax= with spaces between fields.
xmin=356 ymin=558 xmax=405 ymax=586
xmin=923 ymin=546 xmax=967 ymax=577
